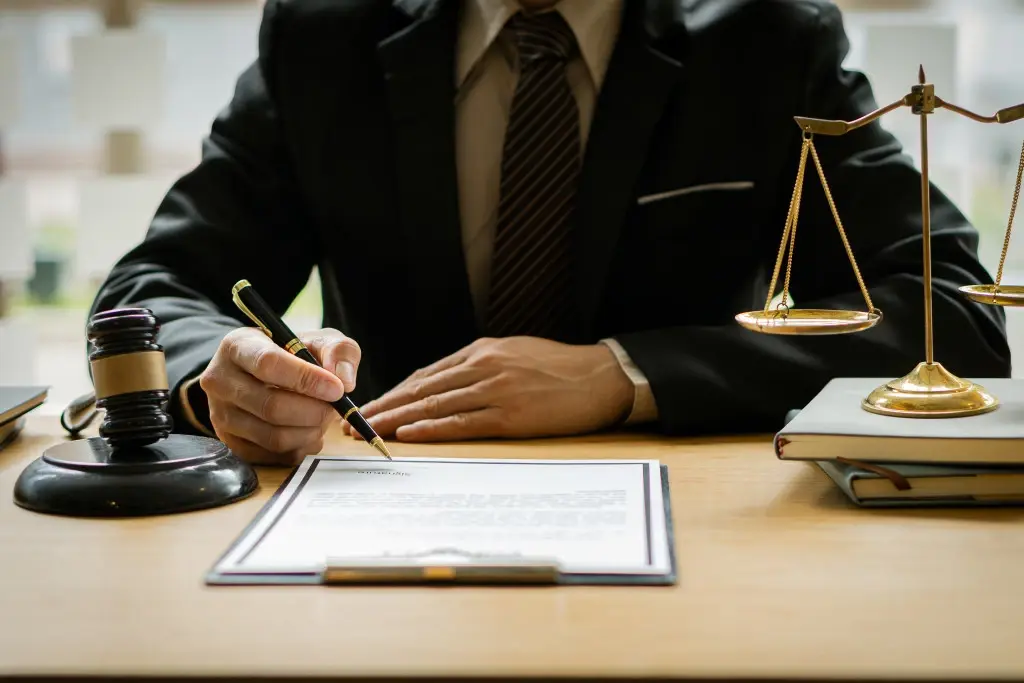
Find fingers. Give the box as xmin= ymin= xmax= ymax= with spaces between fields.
xmin=360 ymin=364 xmax=483 ymax=419
xmin=386 ymin=342 xmax=479 ymax=392
xmin=224 ymin=328 xmax=344 ymax=401
xmin=366 ymin=385 xmax=485 ymax=437
xmin=394 ymin=409 xmax=503 ymax=442
xmin=408 ymin=348 xmax=470 ymax=380
xmin=202 ymin=327 xmax=346 ymax=465
xmin=202 ymin=363 xmax=334 ymax=428
xmin=218 ymin=432 xmax=305 ymax=467
xmin=212 ymin=403 xmax=325 ymax=458
xmin=219 ymin=431 xmax=322 ymax=467
xmin=339 ymin=339 xmax=493 ymax=442
xmin=303 ymin=328 xmax=361 ymax=393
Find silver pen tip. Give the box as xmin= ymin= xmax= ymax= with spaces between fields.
xmin=370 ymin=437 xmax=392 ymax=460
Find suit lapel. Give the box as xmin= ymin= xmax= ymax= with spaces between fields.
xmin=377 ymin=0 xmax=479 ymax=356
xmin=573 ymin=0 xmax=686 ymax=339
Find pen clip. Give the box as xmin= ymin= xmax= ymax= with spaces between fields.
xmin=231 ymin=280 xmax=272 ymax=339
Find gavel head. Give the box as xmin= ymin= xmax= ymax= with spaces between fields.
xmin=87 ymin=308 xmax=173 ymax=449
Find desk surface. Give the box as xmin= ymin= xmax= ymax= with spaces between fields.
xmin=2 ymin=416 xmax=1023 ymax=682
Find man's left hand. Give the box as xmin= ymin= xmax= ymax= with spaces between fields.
xmin=343 ymin=337 xmax=635 ymax=442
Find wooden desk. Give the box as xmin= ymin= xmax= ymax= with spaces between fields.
xmin=2 ymin=416 xmax=1023 ymax=682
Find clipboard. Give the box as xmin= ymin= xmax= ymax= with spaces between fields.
xmin=205 ymin=458 xmax=677 ymax=587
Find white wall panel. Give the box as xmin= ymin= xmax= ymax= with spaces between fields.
xmin=864 ymin=23 xmax=957 ymax=102
xmin=863 ymin=23 xmax=960 ymax=166
xmin=0 ymin=317 xmax=37 ymax=386
xmin=0 ymin=180 xmax=32 ymax=280
xmin=70 ymin=30 xmax=164 ymax=129
xmin=0 ymin=36 xmax=21 ymax=127
xmin=74 ymin=175 xmax=172 ymax=280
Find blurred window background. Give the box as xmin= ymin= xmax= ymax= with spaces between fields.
xmin=1 ymin=0 xmax=1023 ymax=411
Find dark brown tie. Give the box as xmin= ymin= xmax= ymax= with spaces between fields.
xmin=486 ymin=11 xmax=580 ymax=339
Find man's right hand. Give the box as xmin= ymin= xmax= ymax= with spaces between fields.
xmin=198 ymin=327 xmax=361 ymax=466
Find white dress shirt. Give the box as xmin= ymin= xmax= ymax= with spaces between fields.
xmin=455 ymin=0 xmax=657 ymax=423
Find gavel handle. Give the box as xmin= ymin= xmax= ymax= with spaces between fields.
xmin=60 ymin=391 xmax=99 ymax=437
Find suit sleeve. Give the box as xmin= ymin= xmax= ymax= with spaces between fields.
xmin=613 ymin=3 xmax=1011 ymax=435
xmin=87 ymin=0 xmax=315 ymax=435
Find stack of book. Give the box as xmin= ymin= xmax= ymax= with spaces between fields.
xmin=777 ymin=377 xmax=1024 ymax=507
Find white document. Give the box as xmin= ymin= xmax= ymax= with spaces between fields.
xmin=213 ymin=456 xmax=672 ymax=579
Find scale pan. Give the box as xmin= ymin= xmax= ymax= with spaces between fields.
xmin=735 ymin=308 xmax=881 ymax=335
xmin=959 ymin=284 xmax=1024 ymax=307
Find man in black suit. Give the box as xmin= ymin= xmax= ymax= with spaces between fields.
xmin=91 ymin=0 xmax=1010 ymax=465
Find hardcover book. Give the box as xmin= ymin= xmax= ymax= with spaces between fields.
xmin=776 ymin=377 xmax=1024 ymax=466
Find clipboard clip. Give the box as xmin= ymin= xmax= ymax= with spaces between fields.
xmin=322 ymin=547 xmax=561 ymax=585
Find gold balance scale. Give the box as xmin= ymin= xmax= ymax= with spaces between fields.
xmin=735 ymin=66 xmax=1024 ymax=418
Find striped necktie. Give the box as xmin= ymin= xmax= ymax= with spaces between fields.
xmin=486 ymin=10 xmax=580 ymax=339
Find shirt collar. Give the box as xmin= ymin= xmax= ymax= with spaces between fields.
xmin=456 ymin=0 xmax=622 ymax=90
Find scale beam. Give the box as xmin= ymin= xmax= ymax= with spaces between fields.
xmin=795 ymin=93 xmax=1024 ymax=135
xmin=936 ymin=98 xmax=1024 ymax=125
xmin=794 ymin=96 xmax=911 ymax=136
xmin=997 ymin=103 xmax=1024 ymax=124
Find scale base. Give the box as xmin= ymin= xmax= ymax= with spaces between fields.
xmin=13 ymin=434 xmax=259 ymax=517
xmin=862 ymin=361 xmax=999 ymax=418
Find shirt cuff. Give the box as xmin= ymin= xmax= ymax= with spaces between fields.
xmin=599 ymin=338 xmax=658 ymax=425
xmin=179 ymin=374 xmax=217 ymax=438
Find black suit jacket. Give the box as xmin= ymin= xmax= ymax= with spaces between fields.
xmin=91 ymin=0 xmax=1011 ymax=437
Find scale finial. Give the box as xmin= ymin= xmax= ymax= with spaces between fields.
xmin=918 ymin=64 xmax=926 ymax=84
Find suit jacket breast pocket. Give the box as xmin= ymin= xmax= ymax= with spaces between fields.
xmin=634 ymin=183 xmax=758 ymax=306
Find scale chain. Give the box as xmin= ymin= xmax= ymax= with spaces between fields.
xmin=993 ymin=139 xmax=1024 ymax=291
xmin=765 ymin=136 xmax=811 ymax=313
xmin=807 ymin=141 xmax=876 ymax=314
xmin=763 ymin=134 xmax=874 ymax=317
xmin=780 ymin=148 xmax=806 ymax=313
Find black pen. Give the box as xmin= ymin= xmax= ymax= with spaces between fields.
xmin=231 ymin=279 xmax=391 ymax=460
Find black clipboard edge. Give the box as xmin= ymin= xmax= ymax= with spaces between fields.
xmin=205 ymin=464 xmax=677 ymax=587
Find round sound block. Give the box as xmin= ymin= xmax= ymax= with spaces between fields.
xmin=13 ymin=434 xmax=259 ymax=517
